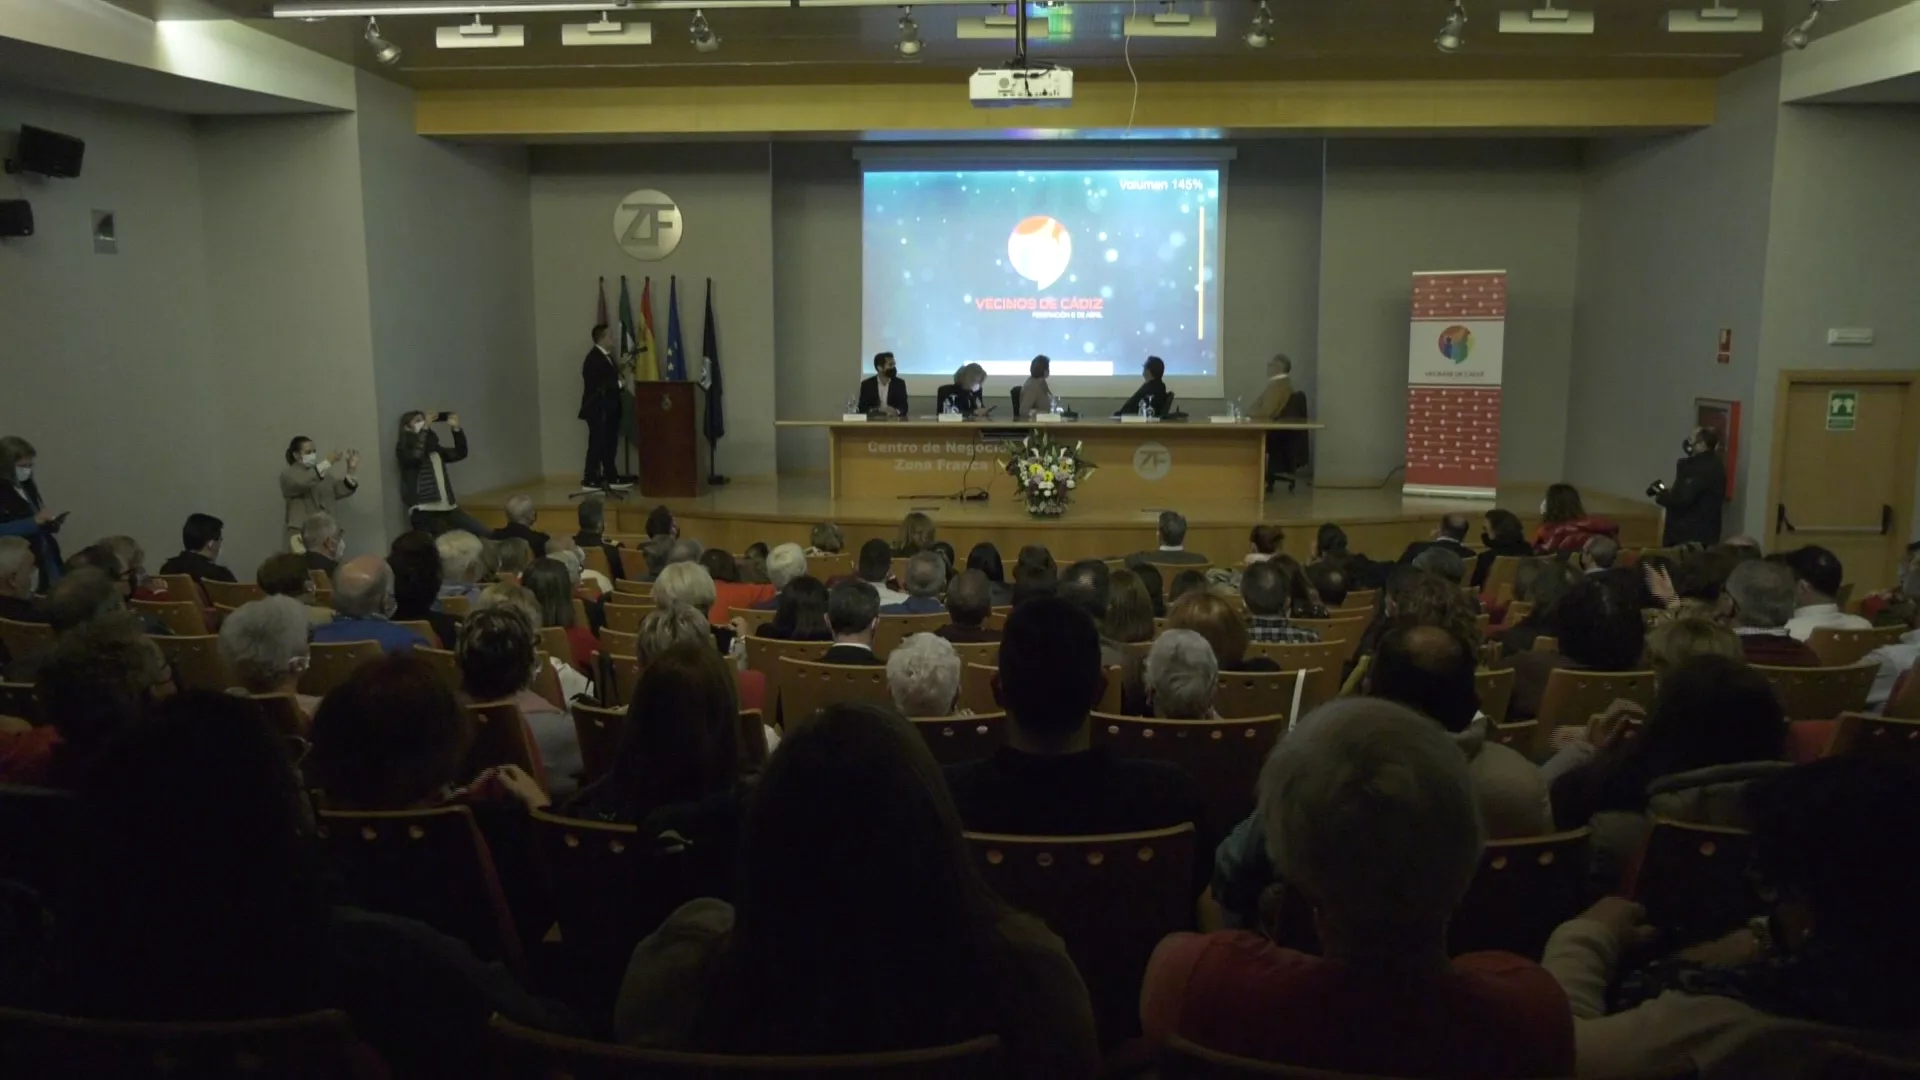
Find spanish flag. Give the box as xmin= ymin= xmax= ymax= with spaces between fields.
xmin=622 ymin=275 xmax=660 ymax=383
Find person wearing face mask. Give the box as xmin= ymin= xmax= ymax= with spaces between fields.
xmin=936 ymin=363 xmax=989 ymax=418
xmin=856 ymin=351 xmax=909 ymax=417
xmin=1115 ymin=355 xmax=1173 ymax=419
xmin=159 ymin=513 xmax=238 ymax=585
xmin=1648 ymin=426 xmax=1728 ymax=548
xmin=280 ymin=435 xmax=359 ymax=554
xmin=0 ymin=435 xmax=67 ymax=592
xmin=394 ymin=409 xmax=496 ymax=540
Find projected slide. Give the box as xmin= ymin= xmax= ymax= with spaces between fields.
xmin=862 ymin=167 xmax=1223 ymax=397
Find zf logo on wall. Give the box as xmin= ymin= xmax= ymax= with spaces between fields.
xmin=614 ymin=189 xmax=683 ymax=261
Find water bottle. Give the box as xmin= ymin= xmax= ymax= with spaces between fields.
xmin=1139 ymin=397 xmax=1150 ymax=419
xmin=1232 ymin=395 xmax=1245 ymax=421
xmin=845 ymin=396 xmax=857 ymax=414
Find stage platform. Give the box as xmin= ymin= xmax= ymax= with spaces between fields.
xmin=463 ymin=477 xmax=1662 ymax=566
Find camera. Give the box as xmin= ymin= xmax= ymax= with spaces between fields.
xmin=1646 ymin=479 xmax=1668 ymax=498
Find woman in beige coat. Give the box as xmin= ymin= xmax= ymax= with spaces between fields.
xmin=280 ymin=435 xmax=358 ymax=551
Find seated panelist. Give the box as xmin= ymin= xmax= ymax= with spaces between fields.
xmin=1115 ymin=355 xmax=1173 ymax=419
xmin=856 ymin=351 xmax=909 ymax=417
xmin=935 ymin=363 xmax=989 ymax=418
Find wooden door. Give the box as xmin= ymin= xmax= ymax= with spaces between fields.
xmin=1772 ymin=377 xmax=1914 ymax=592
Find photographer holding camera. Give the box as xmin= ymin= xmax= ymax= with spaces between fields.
xmin=1647 ymin=425 xmax=1726 ymax=547
xmin=396 ymin=410 xmax=495 ymax=539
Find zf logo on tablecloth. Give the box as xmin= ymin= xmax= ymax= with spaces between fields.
xmin=1133 ymin=442 xmax=1172 ymax=481
xmin=614 ymin=189 xmax=683 ymax=261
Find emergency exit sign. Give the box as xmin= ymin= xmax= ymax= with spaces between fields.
xmin=1827 ymin=390 xmax=1858 ymax=432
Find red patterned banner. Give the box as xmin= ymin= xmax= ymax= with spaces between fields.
xmin=1406 ymin=271 xmax=1506 ymax=498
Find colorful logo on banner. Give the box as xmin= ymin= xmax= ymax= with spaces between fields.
xmin=1438 ymin=325 xmax=1473 ymax=363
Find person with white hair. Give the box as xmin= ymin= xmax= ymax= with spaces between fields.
xmin=300 ymin=512 xmax=346 ymax=577
xmin=1144 ymin=629 xmax=1219 ymax=720
xmin=435 ymin=530 xmax=486 ymax=605
xmin=218 ymin=595 xmax=319 ymax=718
xmin=548 ymin=537 xmax=612 ymax=598
xmin=1143 ymin=698 xmax=1574 ymax=1075
xmin=752 ymin=543 xmax=808 ymax=611
xmin=881 ymin=552 xmax=947 ymax=616
xmin=887 ymin=633 xmax=962 ymax=718
xmin=653 ymin=562 xmax=718 ymax=617
xmin=497 ymin=493 xmax=550 ymax=559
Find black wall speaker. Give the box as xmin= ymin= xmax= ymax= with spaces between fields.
xmin=6 ymin=126 xmax=85 ymax=179
xmin=0 ymin=200 xmax=32 ymax=238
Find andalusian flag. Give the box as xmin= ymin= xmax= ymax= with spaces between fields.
xmin=663 ymin=276 xmax=687 ymax=381
xmin=621 ymin=275 xmax=659 ymax=383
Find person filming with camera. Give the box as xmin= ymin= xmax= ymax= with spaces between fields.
xmin=396 ymin=410 xmax=495 ymax=539
xmin=1647 ymin=425 xmax=1726 ymax=547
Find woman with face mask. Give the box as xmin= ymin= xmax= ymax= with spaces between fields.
xmin=394 ymin=410 xmax=496 ymax=539
xmin=0 ymin=435 xmax=66 ymax=592
xmin=279 ymin=435 xmax=360 ymax=553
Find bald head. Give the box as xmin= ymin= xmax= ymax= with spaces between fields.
xmin=1368 ymin=620 xmax=1479 ymax=733
xmin=333 ymin=555 xmax=395 ymax=619
xmin=1438 ymin=514 xmax=1470 ymax=541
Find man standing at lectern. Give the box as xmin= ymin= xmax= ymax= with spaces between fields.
xmin=578 ymin=323 xmax=630 ymax=490
xmin=857 ymin=351 xmax=909 ymax=417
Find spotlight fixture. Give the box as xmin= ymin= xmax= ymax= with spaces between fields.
xmin=897 ymin=6 xmax=922 ymax=55
xmin=1498 ymin=0 xmax=1594 ymax=34
xmin=1665 ymin=0 xmax=1763 ymax=33
xmin=1244 ymin=0 xmax=1274 ymax=48
xmin=364 ymin=17 xmax=402 ymax=64
xmin=1783 ymin=0 xmax=1822 ymax=48
xmin=1435 ymin=0 xmax=1467 ymax=51
xmin=689 ymin=8 xmax=719 ymax=52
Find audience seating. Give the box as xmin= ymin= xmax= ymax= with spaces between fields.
xmin=873 ymin=613 xmax=949 ymax=656
xmin=908 ymin=712 xmax=1006 ymax=766
xmin=610 ymin=578 xmax=652 ymax=597
xmin=198 ymin=579 xmax=264 ymax=608
xmin=1341 ymin=588 xmax=1378 ymax=610
xmin=413 ymin=646 xmax=463 ymax=695
xmin=298 ymin=641 xmax=383 ymax=698
xmin=1098 ymin=664 xmax=1123 ymax=714
xmin=151 ymin=634 xmax=235 ymax=694
xmin=315 ymin=805 xmax=525 ymax=973
xmin=1247 ymin=640 xmax=1345 ymax=679
xmin=309 ymin=569 xmax=331 ymax=592
xmin=1805 ymin=625 xmax=1907 ymax=667
xmin=1827 ymin=712 xmax=1920 ymax=770
xmin=967 ymin=824 xmax=1196 ymax=1046
xmin=1531 ymin=635 xmax=1560 ymax=654
xmin=570 ymin=701 xmax=625 ymax=784
xmin=464 ymin=698 xmax=550 ymax=790
xmin=888 ymin=556 xmax=912 ymax=584
xmin=959 ymin=662 xmax=999 ymax=715
xmin=130 ymin=599 xmax=208 ymax=637
xmin=742 ymin=637 xmax=831 ymax=721
xmin=1627 ymin=819 xmax=1759 ymax=948
xmin=535 ymin=627 xmax=570 ymax=665
xmin=737 ymin=708 xmax=770 ymax=767
xmin=571 ymin=597 xmax=593 ymax=628
xmin=393 ymin=619 xmax=441 ymax=648
xmin=602 ymin=603 xmax=655 ymax=634
xmin=1448 ymin=828 xmax=1594 ymax=959
xmin=1474 ymin=666 xmax=1517 ymax=724
xmin=153 ymin=573 xmax=205 ymax=607
xmin=599 ymin=628 xmax=639 ymax=657
xmin=1216 ymin=669 xmax=1317 ymax=723
xmin=1157 ymin=1036 xmax=1697 ymax=1078
xmin=0 ymin=782 xmax=73 ymax=894
xmin=0 ymin=1006 xmax=377 ymax=1080
xmin=0 ymin=618 xmax=52 ymax=663
xmin=531 ymin=652 xmax=567 ymax=710
xmin=248 ymin=693 xmax=307 ymax=738
xmin=1503 ymin=600 xmax=1534 ymax=627
xmin=525 ymin=809 xmax=688 ymax=1009
xmin=1482 ymin=556 xmax=1534 ymax=604
xmin=1754 ymin=663 xmax=1877 ymax=722
xmin=1478 ymin=642 xmax=1506 ymax=669
xmin=440 ymin=594 xmax=472 ymax=617
xmin=581 ymin=546 xmax=614 ymax=581
xmin=946 ymin=640 xmax=1000 ymax=668
xmin=809 ymin=553 xmax=855 ymax=581
xmin=1287 ymin=617 xmax=1367 ymax=662
xmin=729 ymin=606 xmax=775 ymax=636
xmin=599 ymin=652 xmax=642 ymax=706
xmin=982 ymin=612 xmax=1007 ymax=633
xmin=488 ymin=1015 xmax=1003 ymax=1079
xmin=1489 ymin=720 xmax=1538 ymax=754
xmin=0 ymin=681 xmax=38 ymax=723
xmin=1091 ymin=712 xmax=1282 ymax=839
xmin=781 ymin=657 xmax=893 ymax=728
xmin=1886 ymin=666 xmax=1920 ymax=720
xmin=1534 ymin=669 xmax=1659 ymax=757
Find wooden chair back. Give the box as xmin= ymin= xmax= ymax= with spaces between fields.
xmin=151 ymin=634 xmax=237 ymax=694
xmin=537 ymin=626 xmax=571 ymax=664
xmin=1806 ymin=625 xmax=1908 ymax=667
xmin=439 ymin=593 xmax=471 ymax=617
xmin=581 ymin=545 xmax=613 ymax=581
xmin=309 ymin=568 xmax=332 ymax=592
xmin=1246 ymin=638 xmax=1345 ymax=677
xmin=873 ymin=613 xmax=950 ymax=656
xmin=602 ymin=602 xmax=656 ymax=634
xmin=297 ymin=640 xmax=383 ymax=698
xmin=1475 ymin=666 xmax=1517 ymax=724
xmin=729 ymin=606 xmax=776 ymax=637
xmin=1092 ymin=712 xmax=1282 ymax=840
xmin=523 ymin=809 xmax=679 ymax=1004
xmin=909 ymin=712 xmax=1006 ymax=766
xmin=603 ymin=653 xmax=643 ymax=707
xmin=1448 ymin=828 xmax=1593 ymax=960
xmin=316 ymin=805 xmax=524 ymax=972
xmin=947 ymin=639 xmax=1001 ymax=668
xmin=489 ymin=1015 xmax=1001 ymax=1079
xmin=1489 ymin=720 xmax=1538 ymax=755
xmin=0 ymin=618 xmax=53 ymax=663
xmin=413 ymin=646 xmax=463 ymax=695
xmin=967 ymin=825 xmax=1196 ymax=1046
xmin=611 ymin=578 xmax=652 ymax=597
xmin=1628 ymin=819 xmax=1759 ymax=948
xmin=249 ymin=693 xmax=308 ymax=738
xmin=0 ymin=1007 xmax=376 ymax=1080
xmin=1099 ymin=663 xmax=1123 ymax=713
xmin=571 ymin=701 xmax=626 ymax=785
xmin=1483 ymin=555 xmax=1534 ymax=604
xmin=743 ymin=636 xmax=832 ymax=722
xmin=1285 ymin=617 xmax=1368 ymax=663
xmin=198 ymin=579 xmax=264 ymax=608
xmin=464 ymin=698 xmax=548 ymax=789
xmin=130 ymin=599 xmax=207 ymax=637
xmin=393 ymin=619 xmax=440 ymax=648
xmin=1216 ymin=669 xmax=1316 ymax=722
xmin=1342 ymin=588 xmax=1379 ymax=610
xmin=531 ymin=651 xmax=567 ymax=709
xmin=1887 ymin=665 xmax=1920 ymax=720
xmin=600 ymin=627 xmax=639 ymax=657
xmin=983 ymin=611 xmax=1007 ymax=633
xmin=1503 ymin=600 xmax=1534 ymax=627
xmin=0 ymin=782 xmax=74 ymax=894
xmin=959 ymin=662 xmax=999 ymax=715
xmin=1754 ymin=663 xmax=1877 ymax=722
xmin=1157 ymin=1035 xmax=1699 ymax=1079
xmin=780 ymin=658 xmax=894 ymax=729
xmin=153 ymin=573 xmax=205 ymax=607
xmin=1531 ymin=634 xmax=1560 ymax=653
xmin=0 ymin=681 xmax=38 ymax=723
xmin=1828 ymin=712 xmax=1920 ymax=770
xmin=809 ymin=552 xmax=855 ymax=581
xmin=1537 ymin=669 xmax=1659 ymax=731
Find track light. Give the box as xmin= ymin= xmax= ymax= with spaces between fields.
xmin=689 ymin=8 xmax=719 ymax=52
xmin=1783 ymin=0 xmax=1822 ymax=48
xmin=1244 ymin=0 xmax=1273 ymax=48
xmin=1436 ymin=0 xmax=1467 ymax=50
xmin=364 ymin=17 xmax=402 ymax=64
xmin=897 ymin=6 xmax=922 ymax=55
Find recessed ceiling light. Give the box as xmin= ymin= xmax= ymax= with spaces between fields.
xmin=1436 ymin=0 xmax=1468 ymax=51
xmin=1244 ymin=0 xmax=1274 ymax=48
xmin=689 ymin=8 xmax=720 ymax=52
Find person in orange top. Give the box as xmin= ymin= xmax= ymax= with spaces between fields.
xmin=699 ymin=549 xmax=774 ymax=628
xmin=1532 ymin=483 xmax=1619 ymax=554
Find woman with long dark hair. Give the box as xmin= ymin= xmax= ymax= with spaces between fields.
xmin=967 ymin=542 xmax=1013 ymax=606
xmin=755 ymin=575 xmax=832 ymax=640
xmin=1532 ymin=482 xmax=1619 ymax=554
xmin=615 ymin=703 xmax=1097 ymax=1077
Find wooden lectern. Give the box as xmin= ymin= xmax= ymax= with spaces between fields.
xmin=631 ymin=381 xmax=709 ymax=498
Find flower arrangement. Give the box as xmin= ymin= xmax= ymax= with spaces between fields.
xmin=1003 ymin=432 xmax=1097 ymax=518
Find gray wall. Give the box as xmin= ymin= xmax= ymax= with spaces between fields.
xmin=355 ymin=71 xmax=540 ymax=539
xmin=529 ymin=144 xmax=777 ymax=482
xmin=1566 ymin=59 xmax=1780 ymax=536
xmin=1317 ymin=139 xmax=1584 ymax=487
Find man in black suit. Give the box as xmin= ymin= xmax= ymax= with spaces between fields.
xmin=856 ymin=351 xmax=909 ymax=417
xmin=1397 ymin=513 xmax=1476 ymax=566
xmin=1654 ymin=426 xmax=1728 ymax=547
xmin=496 ymin=494 xmax=549 ymax=559
xmin=577 ymin=323 xmax=628 ymax=489
xmin=158 ymin=513 xmax=237 ymax=585
xmin=935 ymin=362 xmax=988 ymax=418
xmin=1129 ymin=510 xmax=1208 ymax=566
xmin=821 ymin=578 xmax=885 ymax=666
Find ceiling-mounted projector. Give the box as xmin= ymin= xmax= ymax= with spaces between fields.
xmin=969 ymin=65 xmax=1073 ymax=108
xmin=1499 ymin=6 xmax=1594 ymax=33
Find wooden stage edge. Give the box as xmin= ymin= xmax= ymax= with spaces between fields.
xmin=465 ymin=476 xmax=1663 ymax=565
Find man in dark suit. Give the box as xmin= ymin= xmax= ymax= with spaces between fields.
xmin=158 ymin=513 xmax=237 ymax=585
xmin=496 ymin=495 xmax=549 ymax=559
xmin=577 ymin=323 xmax=628 ymax=489
xmin=856 ymin=351 xmax=909 ymax=417
xmin=935 ymin=362 xmax=988 ymax=418
xmin=1129 ymin=510 xmax=1208 ymax=566
xmin=1398 ymin=514 xmax=1476 ymax=566
xmin=821 ymin=578 xmax=885 ymax=665
xmin=1653 ymin=426 xmax=1728 ymax=547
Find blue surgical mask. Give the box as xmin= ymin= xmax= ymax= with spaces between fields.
xmin=11 ymin=466 xmax=28 ymax=484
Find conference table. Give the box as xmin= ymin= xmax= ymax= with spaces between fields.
xmin=776 ymin=418 xmax=1322 ymax=512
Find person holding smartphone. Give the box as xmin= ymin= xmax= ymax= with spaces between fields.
xmin=0 ymin=435 xmax=67 ymax=591
xmin=395 ymin=410 xmax=495 ymax=539
xmin=1647 ymin=425 xmax=1726 ymax=547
